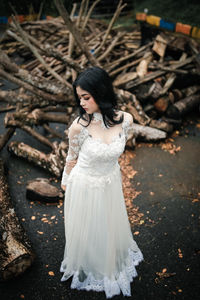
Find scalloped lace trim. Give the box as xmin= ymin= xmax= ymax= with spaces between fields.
xmin=60 ymin=247 xmax=143 ymax=298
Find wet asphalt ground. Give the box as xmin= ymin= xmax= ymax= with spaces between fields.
xmin=0 ymin=107 xmax=199 ymax=300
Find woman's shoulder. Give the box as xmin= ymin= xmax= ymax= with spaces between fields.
xmin=115 ymin=110 xmax=133 ymax=124
xmin=68 ymin=115 xmax=88 ymax=133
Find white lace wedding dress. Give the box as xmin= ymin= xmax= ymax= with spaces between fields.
xmin=60 ymin=110 xmax=143 ymax=298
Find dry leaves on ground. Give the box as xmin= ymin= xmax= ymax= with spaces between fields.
xmin=119 ymin=150 xmax=144 ymax=227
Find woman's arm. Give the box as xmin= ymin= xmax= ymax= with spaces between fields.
xmin=122 ymin=111 xmax=134 ymax=142
xmin=61 ymin=118 xmax=82 ymax=191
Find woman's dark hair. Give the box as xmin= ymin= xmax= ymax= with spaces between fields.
xmin=72 ymin=67 xmax=124 ymax=128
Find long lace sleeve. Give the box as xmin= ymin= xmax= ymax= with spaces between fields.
xmin=123 ymin=112 xmax=134 ymax=142
xmin=61 ymin=119 xmax=82 ymax=186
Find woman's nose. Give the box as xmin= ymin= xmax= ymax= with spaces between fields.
xmin=80 ymin=98 xmax=84 ymax=105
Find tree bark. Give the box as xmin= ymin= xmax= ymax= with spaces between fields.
xmin=0 ymin=159 xmax=35 ymax=281
xmin=115 ymin=88 xmax=151 ymax=126
xmin=0 ymin=68 xmax=69 ymax=103
xmin=7 ymin=141 xmax=67 ymax=177
xmin=131 ymin=123 xmax=167 ymax=141
xmin=166 ymin=94 xmax=200 ymax=118
xmin=0 ymin=128 xmax=15 ymax=152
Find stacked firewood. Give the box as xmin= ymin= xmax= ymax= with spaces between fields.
xmin=0 ymin=0 xmax=200 ymax=177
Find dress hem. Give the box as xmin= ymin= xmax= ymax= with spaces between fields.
xmin=60 ymin=247 xmax=143 ymax=298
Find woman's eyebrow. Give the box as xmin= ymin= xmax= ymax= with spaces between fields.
xmin=78 ymin=93 xmax=89 ymax=97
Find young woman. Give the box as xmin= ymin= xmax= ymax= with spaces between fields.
xmin=60 ymin=67 xmax=143 ymax=298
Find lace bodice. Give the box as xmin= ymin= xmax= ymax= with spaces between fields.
xmin=61 ymin=111 xmax=134 ymax=186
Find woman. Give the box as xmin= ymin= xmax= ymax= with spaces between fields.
xmin=60 ymin=67 xmax=143 ymax=298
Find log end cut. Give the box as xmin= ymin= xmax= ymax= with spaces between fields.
xmin=2 ymin=253 xmax=35 ymax=281
xmin=26 ymin=178 xmax=64 ymax=203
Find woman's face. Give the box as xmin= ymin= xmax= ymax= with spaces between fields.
xmin=76 ymin=86 xmax=100 ymax=114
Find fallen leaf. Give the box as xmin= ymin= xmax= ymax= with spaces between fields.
xmin=192 ymin=198 xmax=199 ymax=203
xmin=41 ymin=217 xmax=47 ymax=221
xmin=133 ymin=231 xmax=139 ymax=235
xmin=31 ymin=216 xmax=36 ymax=220
xmin=156 ymin=271 xmax=176 ymax=279
xmin=178 ymin=248 xmax=183 ymax=258
xmin=37 ymin=231 xmax=44 ymax=235
xmin=48 ymin=271 xmax=55 ymax=276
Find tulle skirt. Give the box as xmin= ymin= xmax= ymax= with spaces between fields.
xmin=60 ymin=163 xmax=143 ymax=298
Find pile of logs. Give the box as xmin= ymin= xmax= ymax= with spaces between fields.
xmin=0 ymin=0 xmax=200 ymax=177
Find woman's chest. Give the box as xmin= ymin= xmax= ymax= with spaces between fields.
xmin=80 ymin=133 xmax=126 ymax=161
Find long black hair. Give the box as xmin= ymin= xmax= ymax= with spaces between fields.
xmin=72 ymin=67 xmax=124 ymax=128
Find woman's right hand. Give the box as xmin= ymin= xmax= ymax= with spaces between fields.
xmin=61 ymin=185 xmax=66 ymax=191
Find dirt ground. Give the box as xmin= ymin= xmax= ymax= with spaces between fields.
xmin=0 ymin=108 xmax=199 ymax=300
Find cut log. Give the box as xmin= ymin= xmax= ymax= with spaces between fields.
xmin=26 ymin=178 xmax=64 ymax=203
xmin=5 ymin=108 xmax=70 ymax=127
xmin=11 ymin=16 xmax=73 ymax=90
xmin=144 ymin=81 xmax=163 ymax=100
xmin=166 ymin=94 xmax=200 ymax=118
xmin=7 ymin=141 xmax=67 ymax=177
xmin=136 ymin=52 xmax=153 ymax=78
xmin=154 ymin=96 xmax=171 ymax=113
xmin=0 ymin=159 xmax=35 ymax=281
xmin=115 ymin=88 xmax=151 ymax=126
xmin=169 ymin=36 xmax=188 ymax=52
xmin=162 ymin=85 xmax=200 ymax=106
xmin=130 ymin=123 xmax=167 ymax=141
xmin=159 ymin=73 xmax=176 ymax=96
xmin=0 ymin=67 xmax=69 ymax=104
xmin=113 ymin=72 xmax=138 ymax=87
xmin=149 ymin=119 xmax=174 ymax=133
xmin=152 ymin=33 xmax=171 ymax=58
xmin=106 ymin=41 xmax=153 ymax=73
xmin=0 ymin=128 xmax=15 ymax=152
xmin=126 ymin=56 xmax=195 ymax=90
